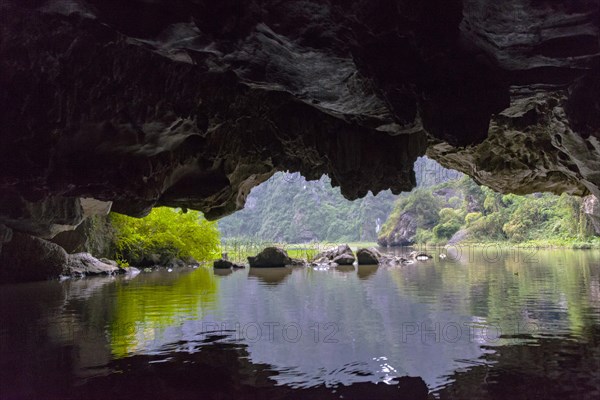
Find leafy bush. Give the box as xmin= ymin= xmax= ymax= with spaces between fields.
xmin=414 ymin=228 xmax=434 ymax=244
xmin=433 ymin=220 xmax=462 ymax=240
xmin=111 ymin=208 xmax=220 ymax=266
xmin=470 ymin=213 xmax=507 ymax=240
xmin=465 ymin=212 xmax=483 ymax=227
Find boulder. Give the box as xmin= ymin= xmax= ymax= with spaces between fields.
xmin=356 ymin=248 xmax=382 ymax=265
xmin=214 ymin=259 xmax=233 ymax=269
xmin=0 ymin=231 xmax=68 ymax=282
xmin=290 ymin=258 xmax=306 ymax=267
xmin=333 ymin=253 xmax=356 ymax=265
xmin=313 ymin=244 xmax=355 ymax=264
xmin=409 ymin=251 xmax=432 ymax=261
xmin=125 ymin=266 xmax=141 ymax=276
xmin=248 ymin=247 xmax=291 ymax=268
xmin=64 ymin=253 xmax=122 ymax=276
xmin=99 ymin=258 xmax=119 ymax=268
xmin=214 ymin=259 xmax=246 ymax=269
xmin=312 ymin=257 xmax=329 ymax=265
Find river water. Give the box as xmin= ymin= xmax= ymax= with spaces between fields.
xmin=1 ymin=247 xmax=599 ymax=399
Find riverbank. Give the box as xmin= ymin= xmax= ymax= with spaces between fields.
xmin=221 ymin=238 xmax=600 ymax=265
xmin=427 ymin=237 xmax=600 ymax=250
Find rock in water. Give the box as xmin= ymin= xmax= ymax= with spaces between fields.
xmin=313 ymin=244 xmax=356 ymax=265
xmin=290 ymin=258 xmax=307 ymax=267
xmin=356 ymin=248 xmax=382 ymax=265
xmin=213 ymin=259 xmax=246 ymax=269
xmin=333 ymin=253 xmax=356 ymax=265
xmin=409 ymin=251 xmax=432 ymax=261
xmin=0 ymin=231 xmax=68 ymax=283
xmin=213 ymin=258 xmax=233 ymax=269
xmin=64 ymin=253 xmax=122 ymax=276
xmin=248 ymin=247 xmax=292 ymax=268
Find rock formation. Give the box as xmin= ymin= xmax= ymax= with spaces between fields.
xmin=248 ymin=247 xmax=292 ymax=268
xmin=0 ymin=231 xmax=68 ymax=282
xmin=356 ymin=248 xmax=382 ymax=265
xmin=377 ymin=212 xmax=418 ymax=247
xmin=313 ymin=244 xmax=356 ymax=265
xmin=64 ymin=252 xmax=122 ymax=276
xmin=1 ymin=0 xmax=598 ymax=267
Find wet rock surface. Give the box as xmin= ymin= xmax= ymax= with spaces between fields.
xmin=313 ymin=244 xmax=356 ymax=265
xmin=213 ymin=259 xmax=246 ymax=269
xmin=333 ymin=253 xmax=356 ymax=266
xmin=0 ymin=231 xmax=68 ymax=283
xmin=356 ymin=247 xmax=382 ymax=265
xmin=409 ymin=251 xmax=432 ymax=261
xmin=64 ymin=252 xmax=122 ymax=277
xmin=248 ymin=247 xmax=292 ymax=268
xmin=0 ymin=0 xmax=598 ymax=238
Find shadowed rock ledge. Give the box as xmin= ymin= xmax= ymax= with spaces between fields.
xmin=0 ymin=0 xmax=598 ymax=239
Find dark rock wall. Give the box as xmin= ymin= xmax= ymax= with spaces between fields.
xmin=0 ymin=232 xmax=68 ymax=283
xmin=0 ymin=0 xmax=598 ymax=241
xmin=50 ymin=214 xmax=116 ymax=257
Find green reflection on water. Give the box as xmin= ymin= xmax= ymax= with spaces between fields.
xmin=388 ymin=248 xmax=600 ymax=339
xmin=108 ymin=268 xmax=218 ymax=358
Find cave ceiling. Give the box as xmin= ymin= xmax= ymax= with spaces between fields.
xmin=0 ymin=0 xmax=598 ymax=236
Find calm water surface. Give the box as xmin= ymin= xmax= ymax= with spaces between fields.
xmin=1 ymin=248 xmax=599 ymax=399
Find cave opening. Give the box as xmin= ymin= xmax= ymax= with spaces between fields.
xmin=1 ymin=0 xmax=599 ymax=399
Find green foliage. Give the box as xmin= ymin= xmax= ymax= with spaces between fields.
xmin=469 ymin=212 xmax=507 ymax=240
xmin=465 ymin=212 xmax=483 ymax=227
xmin=111 ymin=207 xmax=220 ymax=265
xmin=448 ymin=196 xmax=461 ymax=208
xmin=414 ymin=228 xmax=434 ymax=244
xmin=433 ymin=207 xmax=463 ymax=240
xmin=380 ymin=167 xmax=597 ymax=246
xmin=433 ymin=221 xmax=462 ymax=240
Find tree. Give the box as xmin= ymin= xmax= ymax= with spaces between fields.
xmin=111 ymin=207 xmax=220 ymax=265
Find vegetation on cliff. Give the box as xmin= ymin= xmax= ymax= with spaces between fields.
xmin=218 ymin=172 xmax=398 ymax=243
xmin=379 ymin=175 xmax=600 ymax=248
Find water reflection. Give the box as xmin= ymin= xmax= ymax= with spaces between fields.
xmin=213 ymin=268 xmax=233 ymax=277
xmin=66 ymin=336 xmax=429 ymax=400
xmin=434 ymin=329 xmax=600 ymax=399
xmin=109 ymin=268 xmax=218 ymax=358
xmin=334 ymin=265 xmax=356 ymax=273
xmin=357 ymin=265 xmax=379 ymax=280
xmin=248 ymin=266 xmax=293 ymax=285
xmin=0 ymin=249 xmax=599 ymax=399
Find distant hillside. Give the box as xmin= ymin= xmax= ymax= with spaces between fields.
xmin=218 ymin=157 xmax=459 ymax=243
xmin=218 ymin=172 xmax=395 ymax=243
